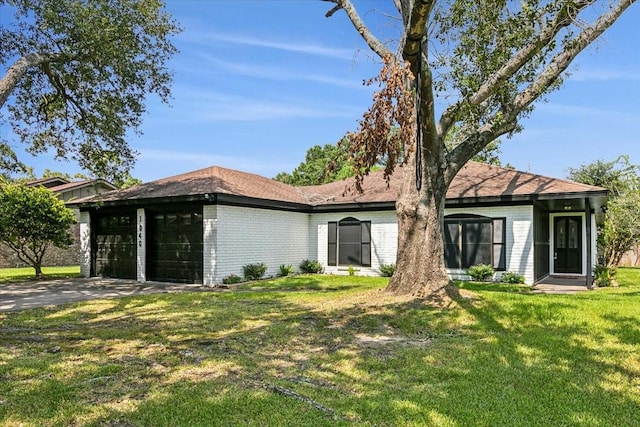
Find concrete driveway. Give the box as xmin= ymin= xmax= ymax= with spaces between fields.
xmin=0 ymin=278 xmax=206 ymax=312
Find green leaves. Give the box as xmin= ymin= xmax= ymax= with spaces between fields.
xmin=0 ymin=182 xmax=76 ymax=275
xmin=1 ymin=0 xmax=181 ymax=182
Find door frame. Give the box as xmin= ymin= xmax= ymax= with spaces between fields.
xmin=549 ymin=212 xmax=586 ymax=276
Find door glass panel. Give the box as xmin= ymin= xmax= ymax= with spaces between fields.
xmin=557 ymin=221 xmax=566 ymax=249
xmin=569 ymin=220 xmax=579 ymax=249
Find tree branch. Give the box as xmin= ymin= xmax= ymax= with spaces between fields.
xmin=513 ymin=0 xmax=634 ymax=113
xmin=0 ymin=52 xmax=67 ymax=109
xmin=402 ymin=0 xmax=435 ymax=76
xmin=324 ymin=0 xmax=393 ymax=59
xmin=437 ymin=0 xmax=594 ymax=137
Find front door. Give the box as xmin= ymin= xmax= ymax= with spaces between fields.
xmin=554 ymin=216 xmax=582 ymax=274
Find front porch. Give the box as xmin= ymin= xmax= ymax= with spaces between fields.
xmin=533 ymin=275 xmax=590 ymax=293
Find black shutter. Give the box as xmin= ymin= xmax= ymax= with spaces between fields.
xmin=328 ymin=222 xmax=337 ymax=266
xmin=444 ymin=221 xmax=461 ymax=269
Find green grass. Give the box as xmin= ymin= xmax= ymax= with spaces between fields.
xmin=0 ymin=270 xmax=639 ymax=426
xmin=0 ymin=265 xmax=81 ymax=284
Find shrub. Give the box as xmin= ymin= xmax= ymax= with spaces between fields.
xmin=467 ymin=264 xmax=495 ymax=282
xmin=347 ymin=265 xmax=357 ymax=276
xmin=299 ymin=259 xmax=323 ymax=274
xmin=501 ymin=271 xmax=525 ymax=284
xmin=594 ymin=264 xmax=616 ymax=287
xmin=278 ymin=264 xmax=294 ymax=277
xmin=242 ymin=263 xmax=268 ymax=280
xmin=222 ymin=274 xmax=243 ymax=285
xmin=379 ymin=263 xmax=396 ymax=277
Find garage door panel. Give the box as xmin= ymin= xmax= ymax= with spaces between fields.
xmin=93 ymin=212 xmax=136 ymax=279
xmin=147 ymin=208 xmax=203 ymax=284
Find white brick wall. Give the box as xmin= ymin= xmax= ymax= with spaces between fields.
xmin=203 ymin=205 xmax=218 ymax=286
xmin=310 ymin=210 xmax=398 ymax=276
xmin=79 ymin=211 xmax=91 ymax=277
xmin=136 ymin=209 xmax=146 ymax=282
xmin=213 ymin=205 xmax=310 ymax=283
xmin=445 ymin=205 xmax=534 ymax=284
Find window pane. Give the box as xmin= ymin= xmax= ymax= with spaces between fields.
xmin=493 ymin=244 xmax=506 ymax=270
xmin=340 ymin=223 xmax=360 ymax=244
xmin=462 ymin=222 xmax=491 ymax=267
xmin=361 ymin=244 xmax=371 ymax=266
xmin=492 ymin=218 xmax=504 ymax=243
xmin=339 ymin=244 xmax=360 ymax=265
xmin=361 ymin=222 xmax=371 ymax=243
xmin=463 ymin=243 xmax=491 ymax=267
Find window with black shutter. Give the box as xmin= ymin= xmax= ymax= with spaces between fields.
xmin=444 ymin=215 xmax=506 ymax=270
xmin=327 ymin=217 xmax=371 ymax=267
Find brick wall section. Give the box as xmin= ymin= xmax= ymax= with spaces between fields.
xmin=310 ymin=210 xmax=398 ymax=276
xmin=79 ymin=211 xmax=91 ymax=277
xmin=446 ymin=205 xmax=534 ymax=283
xmin=213 ymin=205 xmax=309 ymax=283
xmin=136 ymin=209 xmax=146 ymax=282
xmin=203 ymin=205 xmax=218 ymax=286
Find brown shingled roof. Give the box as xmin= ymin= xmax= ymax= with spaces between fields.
xmin=83 ymin=165 xmax=310 ymax=205
xmin=74 ymin=161 xmax=606 ymax=207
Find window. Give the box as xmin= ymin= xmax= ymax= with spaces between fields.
xmin=328 ymin=217 xmax=371 ymax=267
xmin=444 ymin=215 xmax=506 ymax=270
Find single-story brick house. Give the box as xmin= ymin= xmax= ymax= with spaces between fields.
xmin=70 ymin=161 xmax=607 ymax=286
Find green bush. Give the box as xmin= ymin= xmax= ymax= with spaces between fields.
xmin=467 ymin=264 xmax=495 ymax=282
xmin=594 ymin=265 xmax=616 ymax=287
xmin=299 ymin=259 xmax=323 ymax=274
xmin=222 ymin=274 xmax=243 ymax=285
xmin=379 ymin=263 xmax=396 ymax=277
xmin=501 ymin=271 xmax=525 ymax=284
xmin=278 ymin=264 xmax=294 ymax=277
xmin=347 ymin=265 xmax=357 ymax=276
xmin=242 ymin=263 xmax=268 ymax=281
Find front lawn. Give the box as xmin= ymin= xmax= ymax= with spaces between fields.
xmin=0 ymin=265 xmax=81 ymax=284
xmin=0 ymin=270 xmax=638 ymax=426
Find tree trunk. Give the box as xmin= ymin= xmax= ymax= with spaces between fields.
xmin=34 ymin=263 xmax=44 ymax=280
xmin=386 ymin=148 xmax=450 ymax=297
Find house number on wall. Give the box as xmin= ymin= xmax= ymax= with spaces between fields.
xmin=138 ymin=216 xmax=143 ymax=247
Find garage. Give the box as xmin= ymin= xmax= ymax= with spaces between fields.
xmin=146 ymin=207 xmax=203 ymax=284
xmin=92 ymin=211 xmax=137 ymax=279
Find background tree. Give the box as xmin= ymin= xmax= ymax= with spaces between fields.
xmin=0 ymin=0 xmax=180 ymax=182
xmin=568 ymin=156 xmax=640 ymax=268
xmin=274 ymin=142 xmax=354 ymax=185
xmin=324 ymin=0 xmax=635 ymax=297
xmin=0 ymin=182 xmax=75 ymax=278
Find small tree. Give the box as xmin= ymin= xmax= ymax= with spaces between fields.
xmin=568 ymin=156 xmax=640 ymax=267
xmin=0 ymin=183 xmax=75 ymax=278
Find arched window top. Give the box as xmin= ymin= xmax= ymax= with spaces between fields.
xmin=339 ymin=217 xmax=361 ymax=225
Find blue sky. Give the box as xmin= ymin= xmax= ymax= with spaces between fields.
xmin=2 ymin=1 xmax=639 ymax=182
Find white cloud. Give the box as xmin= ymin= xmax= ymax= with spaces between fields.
xmin=184 ymin=31 xmax=356 ymax=60
xmin=194 ymin=54 xmax=366 ymax=89
xmin=171 ymin=88 xmax=361 ymax=122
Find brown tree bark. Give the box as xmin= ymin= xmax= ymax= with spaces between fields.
xmin=386 ymin=149 xmax=450 ymax=297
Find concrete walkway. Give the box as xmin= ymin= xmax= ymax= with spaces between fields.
xmin=0 ymin=278 xmax=205 ymax=312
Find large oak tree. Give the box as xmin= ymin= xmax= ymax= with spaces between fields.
xmin=324 ymin=0 xmax=636 ymax=296
xmin=0 ymin=0 xmax=180 ymax=181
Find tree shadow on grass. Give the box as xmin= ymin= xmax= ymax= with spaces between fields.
xmin=0 ymin=282 xmax=639 ymax=426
